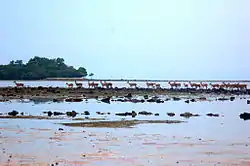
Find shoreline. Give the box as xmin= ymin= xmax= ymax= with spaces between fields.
xmin=1 ymin=78 xmax=250 ymax=82
xmin=0 ymin=87 xmax=249 ymax=100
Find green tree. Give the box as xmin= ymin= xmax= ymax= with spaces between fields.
xmin=15 ymin=60 xmax=23 ymax=65
xmin=0 ymin=57 xmax=88 ymax=80
xmin=78 ymin=67 xmax=87 ymax=77
xmin=89 ymin=73 xmax=94 ymax=79
xmin=9 ymin=60 xmax=14 ymax=65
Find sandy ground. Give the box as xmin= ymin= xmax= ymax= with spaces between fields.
xmin=1 ymin=88 xmax=250 ymax=166
xmin=1 ymin=121 xmax=250 ymax=166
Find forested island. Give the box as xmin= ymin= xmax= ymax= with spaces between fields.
xmin=0 ymin=57 xmax=87 ymax=80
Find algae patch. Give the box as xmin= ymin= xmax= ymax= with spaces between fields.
xmin=61 ymin=120 xmax=184 ymax=128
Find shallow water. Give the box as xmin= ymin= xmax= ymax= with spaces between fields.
xmin=0 ymin=97 xmax=250 ymax=165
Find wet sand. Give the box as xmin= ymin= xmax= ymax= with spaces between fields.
xmin=1 ymin=87 xmax=250 ymax=165
xmin=1 ymin=119 xmax=250 ymax=166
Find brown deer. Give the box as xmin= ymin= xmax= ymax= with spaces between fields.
xmin=66 ymin=83 xmax=73 ymax=88
xmin=93 ymin=82 xmax=99 ymax=88
xmin=100 ymin=81 xmax=107 ymax=88
xmin=105 ymin=81 xmax=113 ymax=88
xmin=75 ymin=80 xmax=83 ymax=88
xmin=14 ymin=81 xmax=24 ymax=87
xmin=210 ymin=83 xmax=220 ymax=89
xmin=238 ymin=83 xmax=247 ymax=90
xmin=174 ymin=81 xmax=181 ymax=88
xmin=168 ymin=81 xmax=175 ymax=88
xmin=146 ymin=81 xmax=154 ymax=88
xmin=189 ymin=82 xmax=200 ymax=89
xmin=127 ymin=81 xmax=137 ymax=88
xmin=154 ymin=83 xmax=161 ymax=89
xmin=200 ymin=82 xmax=208 ymax=89
xmin=88 ymin=80 xmax=95 ymax=88
xmin=183 ymin=83 xmax=189 ymax=88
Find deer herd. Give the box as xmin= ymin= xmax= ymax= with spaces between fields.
xmin=12 ymin=80 xmax=248 ymax=90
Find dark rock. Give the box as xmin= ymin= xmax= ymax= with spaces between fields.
xmin=206 ymin=113 xmax=219 ymax=117
xmin=58 ymin=128 xmax=64 ymax=131
xmin=156 ymin=99 xmax=164 ymax=103
xmin=20 ymin=112 xmax=24 ymax=115
xmin=131 ymin=111 xmax=137 ymax=117
xmin=185 ymin=100 xmax=190 ymax=103
xmin=190 ymin=99 xmax=196 ymax=102
xmin=144 ymin=95 xmax=149 ymax=99
xmin=167 ymin=113 xmax=175 ymax=117
xmin=53 ymin=112 xmax=64 ymax=116
xmin=53 ymin=99 xmax=60 ymax=102
xmin=230 ymin=97 xmax=235 ymax=101
xmin=247 ymin=100 xmax=250 ymax=104
xmin=8 ymin=110 xmax=19 ymax=116
xmin=101 ymin=97 xmax=111 ymax=104
xmin=138 ymin=111 xmax=153 ymax=116
xmin=155 ymin=113 xmax=160 ymax=116
xmin=218 ymin=98 xmax=229 ymax=101
xmin=65 ymin=98 xmax=83 ymax=102
xmin=147 ymin=98 xmax=155 ymax=102
xmin=66 ymin=111 xmax=78 ymax=117
xmin=96 ymin=111 xmax=101 ymax=115
xmin=173 ymin=97 xmax=181 ymax=101
xmin=240 ymin=112 xmax=250 ymax=120
xmin=130 ymin=99 xmax=143 ymax=103
xmin=180 ymin=112 xmax=200 ymax=118
xmin=116 ymin=99 xmax=124 ymax=102
xmin=125 ymin=93 xmax=132 ymax=98
xmin=83 ymin=111 xmax=90 ymax=115
xmin=146 ymin=98 xmax=163 ymax=103
xmin=115 ymin=111 xmax=137 ymax=117
xmin=165 ymin=98 xmax=171 ymax=101
xmin=48 ymin=111 xmax=53 ymax=117
xmin=199 ymin=97 xmax=206 ymax=101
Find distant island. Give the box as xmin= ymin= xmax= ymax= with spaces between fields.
xmin=0 ymin=57 xmax=87 ymax=80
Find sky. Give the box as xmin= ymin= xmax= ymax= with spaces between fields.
xmin=0 ymin=0 xmax=250 ymax=80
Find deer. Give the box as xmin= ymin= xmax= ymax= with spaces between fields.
xmin=100 ymin=81 xmax=107 ymax=88
xmin=168 ymin=81 xmax=176 ymax=88
xmin=210 ymin=83 xmax=220 ymax=89
xmin=174 ymin=81 xmax=181 ymax=88
xmin=13 ymin=81 xmax=24 ymax=87
xmin=104 ymin=81 xmax=113 ymax=88
xmin=127 ymin=81 xmax=137 ymax=88
xmin=88 ymin=80 xmax=95 ymax=88
xmin=93 ymin=82 xmax=99 ymax=88
xmin=222 ymin=82 xmax=230 ymax=89
xmin=238 ymin=83 xmax=247 ymax=90
xmin=200 ymin=82 xmax=208 ymax=89
xmin=75 ymin=80 xmax=83 ymax=88
xmin=146 ymin=81 xmax=154 ymax=88
xmin=66 ymin=83 xmax=73 ymax=88
xmin=154 ymin=83 xmax=161 ymax=89
xmin=183 ymin=83 xmax=189 ymax=88
xmin=189 ymin=82 xmax=200 ymax=89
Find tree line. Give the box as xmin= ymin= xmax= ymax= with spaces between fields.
xmin=0 ymin=56 xmax=88 ymax=80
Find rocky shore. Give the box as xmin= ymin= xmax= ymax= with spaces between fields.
xmin=0 ymin=87 xmax=249 ymax=100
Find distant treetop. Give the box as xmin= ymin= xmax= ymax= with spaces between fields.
xmin=0 ymin=56 xmax=88 ymax=80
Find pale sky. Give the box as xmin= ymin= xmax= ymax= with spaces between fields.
xmin=0 ymin=0 xmax=250 ymax=79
